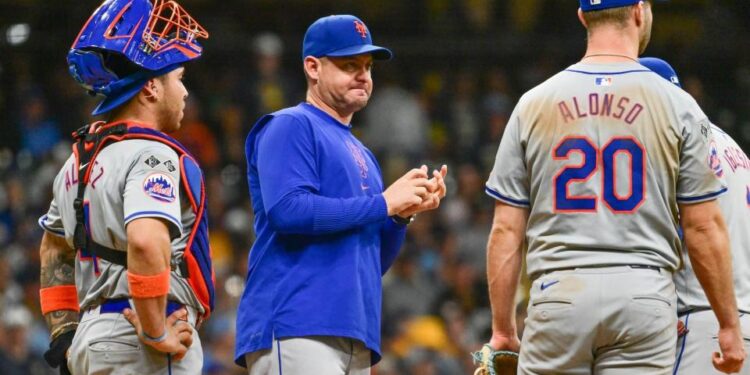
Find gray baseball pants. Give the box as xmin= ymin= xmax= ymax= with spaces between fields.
xmin=245 ymin=336 xmax=371 ymax=375
xmin=674 ymin=310 xmax=750 ymax=374
xmin=67 ymin=303 xmax=202 ymax=375
xmin=520 ymin=266 xmax=677 ymax=375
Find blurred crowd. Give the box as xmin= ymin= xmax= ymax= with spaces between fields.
xmin=1 ymin=1 xmax=750 ymax=374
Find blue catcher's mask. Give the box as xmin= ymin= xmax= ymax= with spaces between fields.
xmin=67 ymin=0 xmax=208 ymax=115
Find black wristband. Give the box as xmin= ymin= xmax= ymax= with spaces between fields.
xmin=44 ymin=329 xmax=75 ymax=371
xmin=391 ymin=215 xmax=414 ymax=225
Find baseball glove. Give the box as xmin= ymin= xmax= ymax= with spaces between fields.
xmin=471 ymin=344 xmax=519 ymax=375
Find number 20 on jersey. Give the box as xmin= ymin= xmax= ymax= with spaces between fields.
xmin=553 ymin=136 xmax=645 ymax=213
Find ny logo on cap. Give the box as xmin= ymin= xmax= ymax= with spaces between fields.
xmin=591 ymin=0 xmax=602 ymax=4
xmin=354 ymin=20 xmax=368 ymax=38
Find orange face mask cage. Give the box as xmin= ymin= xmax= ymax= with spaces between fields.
xmin=143 ymin=0 xmax=209 ymax=52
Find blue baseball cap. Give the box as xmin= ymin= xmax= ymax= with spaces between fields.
xmin=580 ymin=0 xmax=638 ymax=12
xmin=580 ymin=0 xmax=667 ymax=12
xmin=639 ymin=57 xmax=681 ymax=87
xmin=302 ymin=15 xmax=392 ymax=61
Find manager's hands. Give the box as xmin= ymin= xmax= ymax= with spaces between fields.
xmin=396 ymin=164 xmax=448 ymax=218
xmin=383 ymin=166 xmax=431 ymax=216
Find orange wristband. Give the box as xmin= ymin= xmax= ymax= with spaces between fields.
xmin=127 ymin=268 xmax=170 ymax=298
xmin=39 ymin=285 xmax=80 ymax=315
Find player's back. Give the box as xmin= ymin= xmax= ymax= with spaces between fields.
xmin=487 ymin=61 xmax=725 ymax=279
xmin=676 ymin=125 xmax=750 ymax=313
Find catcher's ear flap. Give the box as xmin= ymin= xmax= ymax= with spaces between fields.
xmin=67 ymin=50 xmax=120 ymax=92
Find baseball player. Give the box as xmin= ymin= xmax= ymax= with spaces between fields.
xmin=480 ymin=1 xmax=745 ymax=374
xmin=234 ymin=14 xmax=447 ymax=375
xmin=639 ymin=57 xmax=750 ymax=375
xmin=37 ymin=0 xmax=215 ymax=374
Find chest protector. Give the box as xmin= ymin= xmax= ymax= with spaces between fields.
xmin=71 ymin=121 xmax=215 ymax=319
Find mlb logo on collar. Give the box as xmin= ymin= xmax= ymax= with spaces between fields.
xmin=591 ymin=0 xmax=602 ymax=5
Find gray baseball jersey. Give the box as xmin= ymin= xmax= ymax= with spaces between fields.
xmin=486 ymin=62 xmax=726 ymax=279
xmin=675 ymin=124 xmax=750 ymax=314
xmin=39 ymin=139 xmax=203 ymax=313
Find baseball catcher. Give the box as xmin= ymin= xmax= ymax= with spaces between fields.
xmin=38 ymin=0 xmax=214 ymax=374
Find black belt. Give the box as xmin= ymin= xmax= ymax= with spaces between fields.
xmin=628 ymin=264 xmax=662 ymax=272
xmin=547 ymin=264 xmax=662 ymax=274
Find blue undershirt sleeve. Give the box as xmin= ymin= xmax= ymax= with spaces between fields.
xmin=379 ymin=218 xmax=407 ymax=275
xmin=257 ymin=115 xmax=388 ymax=235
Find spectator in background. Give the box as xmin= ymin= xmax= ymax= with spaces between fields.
xmin=47 ymin=66 xmax=91 ymax=131
xmin=0 ymin=305 xmax=50 ymax=375
xmin=383 ymin=250 xmax=438 ymax=322
xmin=239 ymin=32 xmax=300 ymax=121
xmin=217 ymin=103 xmax=247 ymax=165
xmin=17 ymin=91 xmax=61 ymax=158
xmin=174 ymin=95 xmax=221 ymax=169
xmin=363 ymin=66 xmax=429 ymax=161
xmin=448 ymin=71 xmax=481 ymax=161
xmin=432 ymin=255 xmax=488 ymax=319
xmin=0 ymin=257 xmax=22 ymax=314
xmin=440 ymin=163 xmax=484 ymax=231
xmin=480 ymin=68 xmax=514 ymax=168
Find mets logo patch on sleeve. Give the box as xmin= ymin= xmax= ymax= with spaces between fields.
xmin=708 ymin=140 xmax=724 ymax=178
xmin=143 ymin=173 xmax=176 ymax=203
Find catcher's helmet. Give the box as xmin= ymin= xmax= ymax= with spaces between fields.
xmin=67 ymin=0 xmax=208 ymax=115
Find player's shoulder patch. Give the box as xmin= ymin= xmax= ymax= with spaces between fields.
xmin=132 ymin=140 xmax=180 ymax=173
xmin=144 ymin=155 xmax=161 ymax=168
xmin=143 ymin=173 xmax=177 ymax=203
xmin=708 ymin=138 xmax=724 ymax=178
xmin=163 ymin=160 xmax=176 ymax=172
xmin=700 ymin=119 xmax=711 ymax=140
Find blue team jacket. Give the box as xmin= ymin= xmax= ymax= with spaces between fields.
xmin=234 ymin=103 xmax=407 ymax=366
